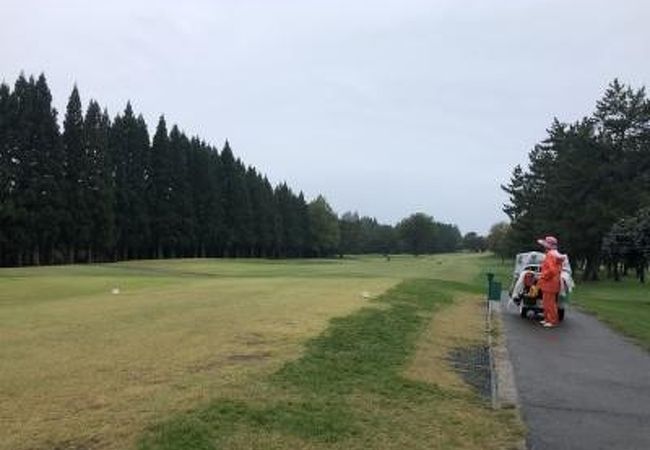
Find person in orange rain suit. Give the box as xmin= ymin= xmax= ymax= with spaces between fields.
xmin=537 ymin=236 xmax=564 ymax=328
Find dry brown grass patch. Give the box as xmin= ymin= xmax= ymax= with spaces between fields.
xmin=404 ymin=294 xmax=487 ymax=391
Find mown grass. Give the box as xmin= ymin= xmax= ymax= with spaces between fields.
xmin=138 ymin=279 xmax=522 ymax=450
xmin=1 ymin=254 xmax=521 ymax=449
xmin=575 ymin=278 xmax=650 ymax=350
xmin=1 ymin=261 xmax=395 ymax=450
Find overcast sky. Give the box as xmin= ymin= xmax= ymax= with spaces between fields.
xmin=2 ymin=0 xmax=649 ymax=234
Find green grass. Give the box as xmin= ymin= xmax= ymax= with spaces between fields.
xmin=0 ymin=254 xmax=521 ymax=450
xmin=575 ymin=278 xmax=650 ymax=350
xmin=139 ymin=279 xmax=519 ymax=450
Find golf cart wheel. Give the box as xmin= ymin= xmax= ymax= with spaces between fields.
xmin=520 ymin=307 xmax=528 ymax=318
xmin=558 ymin=308 xmax=565 ymax=321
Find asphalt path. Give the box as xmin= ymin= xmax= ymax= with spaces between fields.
xmin=500 ymin=296 xmax=650 ymax=450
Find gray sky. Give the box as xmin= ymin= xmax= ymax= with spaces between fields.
xmin=2 ymin=0 xmax=649 ymax=234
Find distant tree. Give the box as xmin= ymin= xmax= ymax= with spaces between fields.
xmin=396 ymin=213 xmax=436 ymax=256
xmin=308 ymin=195 xmax=340 ymax=256
xmin=433 ymin=222 xmax=462 ymax=253
xmin=219 ymin=141 xmax=254 ymax=256
xmin=274 ymin=183 xmax=309 ymax=257
xmin=339 ymin=211 xmax=361 ymax=255
xmin=463 ymin=232 xmax=487 ymax=252
xmin=338 ymin=212 xmax=400 ymax=256
xmin=297 ymin=192 xmax=311 ymax=256
xmin=486 ymin=222 xmax=511 ymax=261
xmin=375 ymin=224 xmax=397 ymax=255
xmin=358 ymin=216 xmax=391 ymax=254
xmin=187 ymin=138 xmax=221 ymax=257
xmin=246 ymin=169 xmax=276 ymax=257
xmin=259 ymin=176 xmax=279 ymax=257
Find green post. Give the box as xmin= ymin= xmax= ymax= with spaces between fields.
xmin=486 ymin=273 xmax=494 ymax=298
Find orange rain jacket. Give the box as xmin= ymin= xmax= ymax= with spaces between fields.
xmin=539 ymin=249 xmax=564 ymax=294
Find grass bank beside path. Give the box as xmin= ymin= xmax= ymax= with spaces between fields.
xmin=574 ymin=279 xmax=650 ymax=350
xmin=0 ymin=254 xmax=522 ymax=450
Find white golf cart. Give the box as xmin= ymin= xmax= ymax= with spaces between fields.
xmin=509 ymin=251 xmax=574 ymax=321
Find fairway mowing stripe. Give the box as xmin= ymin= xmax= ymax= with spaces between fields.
xmin=138 ymin=279 xmax=455 ymax=449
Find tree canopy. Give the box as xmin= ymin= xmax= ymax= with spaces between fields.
xmin=502 ymin=79 xmax=650 ymax=280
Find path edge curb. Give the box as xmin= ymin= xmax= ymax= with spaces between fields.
xmin=488 ymin=293 xmax=526 ymax=449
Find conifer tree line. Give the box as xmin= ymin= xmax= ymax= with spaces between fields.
xmin=501 ymin=79 xmax=650 ymax=281
xmin=339 ymin=211 xmax=462 ymax=256
xmin=0 ymin=73 xmax=462 ymax=266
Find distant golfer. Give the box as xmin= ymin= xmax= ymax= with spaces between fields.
xmin=537 ymin=236 xmax=564 ymax=328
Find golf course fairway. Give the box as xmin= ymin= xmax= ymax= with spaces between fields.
xmin=1 ymin=254 xmax=523 ymax=450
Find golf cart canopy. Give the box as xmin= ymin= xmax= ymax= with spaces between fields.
xmin=513 ymin=251 xmax=545 ymax=276
xmin=513 ymin=251 xmax=573 ymax=277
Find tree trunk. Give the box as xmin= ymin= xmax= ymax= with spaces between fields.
xmin=582 ymin=256 xmax=600 ymax=281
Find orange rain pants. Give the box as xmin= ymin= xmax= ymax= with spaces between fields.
xmin=542 ymin=291 xmax=559 ymax=325
xmin=540 ymin=249 xmax=563 ymax=326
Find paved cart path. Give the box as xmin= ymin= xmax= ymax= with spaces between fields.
xmin=500 ymin=296 xmax=650 ymax=450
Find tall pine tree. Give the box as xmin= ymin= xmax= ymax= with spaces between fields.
xmin=84 ymin=100 xmax=114 ymax=261
xmin=111 ymin=103 xmax=151 ymax=259
xmin=63 ymin=85 xmax=91 ymax=262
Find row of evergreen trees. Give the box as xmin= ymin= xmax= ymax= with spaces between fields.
xmin=502 ymin=79 xmax=650 ymax=280
xmin=0 ymin=74 xmax=331 ymax=266
xmin=0 ymin=73 xmax=463 ymax=267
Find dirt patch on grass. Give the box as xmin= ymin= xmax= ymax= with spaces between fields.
xmin=447 ymin=345 xmax=491 ymax=398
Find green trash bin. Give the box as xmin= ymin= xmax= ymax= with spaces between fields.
xmin=489 ymin=281 xmax=502 ymax=301
xmin=486 ymin=273 xmax=501 ymax=301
